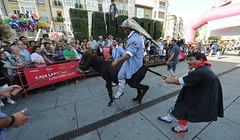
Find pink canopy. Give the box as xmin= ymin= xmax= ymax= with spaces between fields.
xmin=184 ymin=2 xmax=240 ymax=42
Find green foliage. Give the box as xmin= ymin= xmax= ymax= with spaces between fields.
xmin=69 ymin=8 xmax=88 ymax=41
xmin=208 ymin=36 xmax=221 ymax=41
xmin=115 ymin=15 xmax=128 ymax=39
xmin=195 ymin=29 xmax=200 ymax=40
xmin=139 ymin=18 xmax=155 ymax=38
xmin=69 ymin=8 xmax=88 ymax=19
xmin=92 ymin=12 xmax=106 ymax=39
xmin=154 ymin=20 xmax=163 ymax=40
xmin=0 ymin=18 xmax=13 ymax=40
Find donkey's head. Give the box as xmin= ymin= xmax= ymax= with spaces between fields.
xmin=79 ymin=52 xmax=92 ymax=71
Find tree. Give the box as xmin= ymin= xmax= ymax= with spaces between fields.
xmin=0 ymin=18 xmax=13 ymax=40
xmin=208 ymin=36 xmax=221 ymax=41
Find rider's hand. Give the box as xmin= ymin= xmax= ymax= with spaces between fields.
xmin=111 ymin=61 xmax=118 ymax=67
xmin=161 ymin=75 xmax=167 ymax=80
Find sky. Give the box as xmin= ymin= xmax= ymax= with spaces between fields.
xmin=168 ymin=0 xmax=217 ymax=24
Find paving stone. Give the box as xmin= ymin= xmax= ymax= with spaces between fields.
xmin=224 ymin=102 xmax=240 ymax=124
xmin=140 ymin=100 xmax=209 ymax=140
xmin=75 ymin=95 xmax=122 ymax=127
xmin=98 ymin=113 xmax=169 ymax=140
xmin=197 ymin=118 xmax=240 ymax=140
xmin=71 ymin=131 xmax=100 ymax=140
xmin=57 ymin=86 xmax=92 ymax=106
xmin=6 ymin=104 xmax=77 ymax=140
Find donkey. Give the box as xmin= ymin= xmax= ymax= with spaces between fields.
xmin=79 ymin=53 xmax=160 ymax=106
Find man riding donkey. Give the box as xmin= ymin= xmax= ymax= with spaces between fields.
xmin=111 ymin=18 xmax=157 ymax=99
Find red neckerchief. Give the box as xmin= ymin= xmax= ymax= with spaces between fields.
xmin=189 ymin=61 xmax=211 ymax=73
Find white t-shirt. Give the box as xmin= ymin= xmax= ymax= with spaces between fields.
xmin=31 ymin=52 xmax=46 ymax=67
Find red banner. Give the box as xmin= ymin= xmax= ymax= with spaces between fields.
xmin=23 ymin=61 xmax=81 ymax=89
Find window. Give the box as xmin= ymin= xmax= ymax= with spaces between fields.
xmin=63 ymin=0 xmax=73 ymax=7
xmin=13 ymin=9 xmax=20 ymax=15
xmin=38 ymin=0 xmax=45 ymax=4
xmin=54 ymin=0 xmax=61 ymax=6
xmin=136 ymin=8 xmax=144 ymax=18
xmin=158 ymin=11 xmax=165 ymax=18
xmin=19 ymin=0 xmax=35 ymax=2
xmin=59 ymin=26 xmax=64 ymax=30
xmin=159 ymin=1 xmax=166 ymax=9
xmin=98 ymin=3 xmax=102 ymax=12
xmin=20 ymin=5 xmax=37 ymax=15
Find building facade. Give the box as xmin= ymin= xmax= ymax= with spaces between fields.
xmin=165 ymin=14 xmax=184 ymax=40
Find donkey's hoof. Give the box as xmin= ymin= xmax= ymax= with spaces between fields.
xmin=138 ymin=100 xmax=142 ymax=105
xmin=108 ymin=103 xmax=112 ymax=107
xmin=132 ymin=98 xmax=138 ymax=101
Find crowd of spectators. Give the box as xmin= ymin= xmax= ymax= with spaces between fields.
xmin=1 ymin=33 xmax=239 ymax=108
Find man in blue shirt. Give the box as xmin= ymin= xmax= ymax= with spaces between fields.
xmin=166 ymin=39 xmax=180 ymax=77
xmin=111 ymin=19 xmax=144 ymax=99
xmin=112 ymin=39 xmax=125 ymax=61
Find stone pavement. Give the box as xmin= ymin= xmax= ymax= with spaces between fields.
xmin=2 ymin=51 xmax=240 ymax=140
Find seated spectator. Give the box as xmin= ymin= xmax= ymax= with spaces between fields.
xmin=1 ymin=42 xmax=11 ymax=58
xmin=56 ymin=45 xmax=65 ymax=61
xmin=9 ymin=46 xmax=29 ymax=68
xmin=42 ymin=42 xmax=58 ymax=64
xmin=102 ymin=43 xmax=110 ymax=60
xmin=31 ymin=46 xmax=46 ymax=67
xmin=63 ymin=44 xmax=76 ymax=61
xmin=0 ymin=52 xmax=17 ymax=107
xmin=27 ymin=40 xmax=36 ymax=53
xmin=16 ymin=40 xmax=32 ymax=64
xmin=63 ymin=44 xmax=79 ymax=83
xmin=8 ymin=46 xmax=29 ymax=90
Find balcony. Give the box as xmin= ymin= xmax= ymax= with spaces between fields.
xmin=8 ymin=0 xmax=17 ymax=2
xmin=38 ymin=0 xmax=45 ymax=5
xmin=40 ymin=16 xmax=48 ymax=22
xmin=53 ymin=0 xmax=62 ymax=7
xmin=54 ymin=17 xmax=64 ymax=22
xmin=75 ymin=3 xmax=82 ymax=9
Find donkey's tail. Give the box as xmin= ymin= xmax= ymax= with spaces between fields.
xmin=147 ymin=68 xmax=162 ymax=77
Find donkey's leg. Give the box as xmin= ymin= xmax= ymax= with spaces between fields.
xmin=132 ymin=89 xmax=142 ymax=101
xmin=106 ymin=81 xmax=113 ymax=106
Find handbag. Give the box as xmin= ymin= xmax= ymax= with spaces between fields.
xmin=167 ymin=60 xmax=174 ymax=67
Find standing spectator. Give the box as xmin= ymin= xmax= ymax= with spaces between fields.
xmin=70 ymin=39 xmax=81 ymax=60
xmin=42 ymin=42 xmax=58 ymax=64
xmin=108 ymin=35 xmax=114 ymax=47
xmin=16 ymin=40 xmax=32 ymax=64
xmin=112 ymin=39 xmax=125 ymax=61
xmin=97 ymin=44 xmax=103 ymax=58
xmin=88 ymin=36 xmax=98 ymax=55
xmin=19 ymin=36 xmax=29 ymax=49
xmin=30 ymin=46 xmax=46 ymax=67
xmin=97 ymin=36 xmax=105 ymax=47
xmin=102 ymin=43 xmax=110 ymax=60
xmin=166 ymin=39 xmax=180 ymax=77
xmin=213 ymin=41 xmax=218 ymax=52
xmin=109 ymin=0 xmax=119 ymax=21
xmin=158 ymin=52 xmax=223 ymax=133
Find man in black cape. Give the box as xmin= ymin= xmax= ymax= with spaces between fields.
xmin=158 ymin=52 xmax=223 ymax=133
